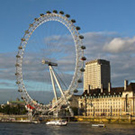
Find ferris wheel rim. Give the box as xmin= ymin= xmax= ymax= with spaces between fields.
xmin=15 ymin=10 xmax=86 ymax=113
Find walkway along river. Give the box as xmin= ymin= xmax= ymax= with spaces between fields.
xmin=0 ymin=114 xmax=135 ymax=124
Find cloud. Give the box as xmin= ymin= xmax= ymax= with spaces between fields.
xmin=83 ymin=32 xmax=135 ymax=87
xmin=1 ymin=31 xmax=135 ymax=104
xmin=0 ymin=53 xmax=16 ymax=87
xmin=103 ymin=36 xmax=135 ymax=53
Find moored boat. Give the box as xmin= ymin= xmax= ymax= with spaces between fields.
xmin=32 ymin=120 xmax=40 ymax=124
xmin=92 ymin=124 xmax=106 ymax=127
xmin=46 ymin=120 xmax=67 ymax=126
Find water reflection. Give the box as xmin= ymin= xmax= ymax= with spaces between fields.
xmin=0 ymin=123 xmax=135 ymax=135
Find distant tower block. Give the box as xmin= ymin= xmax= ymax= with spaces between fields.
xmin=84 ymin=59 xmax=111 ymax=91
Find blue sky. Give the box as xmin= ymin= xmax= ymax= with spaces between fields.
xmin=1 ymin=0 xmax=135 ymax=53
xmin=1 ymin=0 xmax=135 ymax=103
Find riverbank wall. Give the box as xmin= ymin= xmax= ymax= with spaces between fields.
xmin=74 ymin=116 xmax=135 ymax=124
xmin=1 ymin=114 xmax=135 ymax=124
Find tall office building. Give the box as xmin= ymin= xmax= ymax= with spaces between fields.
xmin=84 ymin=59 xmax=110 ymax=91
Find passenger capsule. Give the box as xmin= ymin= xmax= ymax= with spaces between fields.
xmin=76 ymin=26 xmax=81 ymax=30
xmin=15 ymin=63 xmax=20 ymax=67
xmin=80 ymin=68 xmax=85 ymax=72
xmin=18 ymin=46 xmax=23 ymax=49
xmin=18 ymin=89 xmax=22 ymax=92
xmin=46 ymin=11 xmax=51 ymax=14
xmin=15 ymin=73 xmax=19 ymax=76
xmin=61 ymin=105 xmax=68 ymax=109
xmin=81 ymin=56 xmax=86 ymax=61
xmin=21 ymin=97 xmax=26 ymax=100
xmin=29 ymin=24 xmax=34 ymax=27
xmin=78 ymin=79 xmax=82 ymax=83
xmin=71 ymin=19 xmax=76 ymax=23
xmin=74 ymin=89 xmax=78 ymax=93
xmin=81 ymin=46 xmax=86 ymax=49
xmin=21 ymin=38 xmax=25 ymax=41
xmin=25 ymin=30 xmax=29 ymax=34
xmin=53 ymin=10 xmax=57 ymax=13
xmin=40 ymin=13 xmax=44 ymax=16
xmin=68 ymin=98 xmax=72 ymax=101
xmin=34 ymin=18 xmax=39 ymax=21
xmin=16 ymin=81 xmax=20 ymax=84
xmin=16 ymin=54 xmax=21 ymax=58
xmin=59 ymin=11 xmax=64 ymax=14
xmin=65 ymin=14 xmax=70 ymax=18
xmin=79 ymin=35 xmax=84 ymax=39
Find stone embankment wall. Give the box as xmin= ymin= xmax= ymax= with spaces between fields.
xmin=1 ymin=114 xmax=135 ymax=124
xmin=74 ymin=116 xmax=135 ymax=124
xmin=0 ymin=114 xmax=28 ymax=121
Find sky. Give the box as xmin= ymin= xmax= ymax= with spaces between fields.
xmin=1 ymin=0 xmax=135 ymax=103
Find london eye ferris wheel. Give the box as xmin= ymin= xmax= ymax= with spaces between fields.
xmin=15 ymin=10 xmax=86 ymax=115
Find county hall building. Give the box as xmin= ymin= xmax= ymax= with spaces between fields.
xmin=78 ymin=59 xmax=135 ymax=116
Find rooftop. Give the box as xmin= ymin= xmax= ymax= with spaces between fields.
xmin=85 ymin=59 xmax=110 ymax=65
xmin=82 ymin=82 xmax=135 ymax=97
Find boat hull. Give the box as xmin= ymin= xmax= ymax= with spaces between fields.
xmin=92 ymin=124 xmax=106 ymax=127
xmin=46 ymin=120 xmax=67 ymax=126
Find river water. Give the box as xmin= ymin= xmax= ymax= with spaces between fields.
xmin=0 ymin=122 xmax=135 ymax=135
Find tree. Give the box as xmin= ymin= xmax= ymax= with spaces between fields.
xmin=0 ymin=104 xmax=27 ymax=115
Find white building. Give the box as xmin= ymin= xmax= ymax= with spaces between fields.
xmin=79 ymin=80 xmax=135 ymax=116
xmin=84 ymin=59 xmax=110 ymax=91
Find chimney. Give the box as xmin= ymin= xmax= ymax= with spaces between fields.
xmin=108 ymin=82 xmax=111 ymax=93
xmin=101 ymin=84 xmax=103 ymax=93
xmin=124 ymin=80 xmax=128 ymax=91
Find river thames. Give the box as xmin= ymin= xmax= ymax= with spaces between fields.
xmin=0 ymin=123 xmax=135 ymax=135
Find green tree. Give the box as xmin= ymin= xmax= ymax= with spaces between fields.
xmin=0 ymin=104 xmax=27 ymax=115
